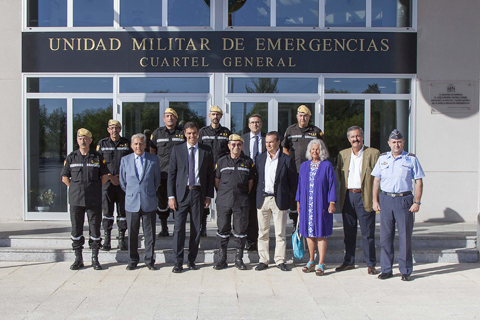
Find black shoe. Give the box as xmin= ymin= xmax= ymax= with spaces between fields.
xmin=70 ymin=259 xmax=84 ymax=270
xmin=172 ymin=264 xmax=183 ymax=273
xmin=235 ymin=259 xmax=247 ymax=270
xmin=158 ymin=229 xmax=169 ymax=237
xmin=200 ymin=229 xmax=207 ymax=237
xmin=255 ymin=263 xmax=268 ymax=271
xmin=187 ymin=262 xmax=197 ymax=270
xmin=378 ymin=272 xmax=393 ymax=280
xmin=146 ymin=263 xmax=156 ymax=271
xmin=276 ymin=263 xmax=290 ymax=271
xmin=401 ymin=274 xmax=411 ymax=281
xmin=126 ymin=263 xmax=138 ymax=270
xmin=213 ymin=261 xmax=228 ymax=270
xmin=245 ymin=241 xmax=257 ymax=252
xmin=335 ymin=263 xmax=355 ymax=272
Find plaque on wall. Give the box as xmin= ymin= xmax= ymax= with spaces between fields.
xmin=429 ymin=82 xmax=475 ymax=114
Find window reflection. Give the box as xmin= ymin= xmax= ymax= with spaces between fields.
xmin=278 ymin=103 xmax=315 ymax=139
xmin=371 ymin=100 xmax=409 ymax=153
xmin=27 ymin=78 xmax=113 ymax=93
xmin=28 ymin=0 xmax=67 ymax=27
xmin=277 ymin=0 xmax=319 ymax=27
xmin=168 ymin=0 xmax=210 ymax=26
xmin=372 ymin=0 xmax=411 ymax=27
xmin=229 ymin=78 xmax=317 ymax=93
xmin=27 ymin=99 xmax=68 ymax=212
xmin=120 ymin=0 xmax=162 ymax=26
xmin=73 ymin=0 xmax=113 ymax=26
xmin=120 ymin=78 xmax=209 ymax=93
xmin=231 ymin=102 xmax=268 ymax=135
xmin=122 ymin=103 xmax=160 ymax=140
xmin=73 ymin=99 xmax=113 ymax=151
xmin=169 ymin=102 xmax=207 ymax=128
xmin=229 ymin=0 xmax=270 ymax=26
xmin=325 ymin=0 xmax=366 ymax=27
xmin=325 ymin=78 xmax=410 ymax=94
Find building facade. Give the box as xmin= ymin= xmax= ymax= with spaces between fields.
xmin=0 ymin=0 xmax=478 ymax=222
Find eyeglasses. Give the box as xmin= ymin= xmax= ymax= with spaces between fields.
xmin=249 ymin=121 xmax=262 ymax=124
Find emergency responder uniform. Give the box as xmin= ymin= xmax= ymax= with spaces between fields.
xmin=199 ymin=106 xmax=232 ymax=236
xmin=282 ymin=106 xmax=323 ymax=230
xmin=96 ymin=122 xmax=132 ymax=251
xmin=61 ymin=129 xmax=109 ymax=270
xmin=149 ymin=112 xmax=185 ymax=237
xmin=213 ymin=135 xmax=254 ymax=270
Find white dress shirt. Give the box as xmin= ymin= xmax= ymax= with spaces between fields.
xmin=135 ymin=153 xmax=145 ymax=179
xmin=187 ymin=142 xmax=200 ymax=186
xmin=264 ymin=149 xmax=280 ymax=194
xmin=249 ymin=132 xmax=262 ymax=159
xmin=347 ymin=146 xmax=364 ymax=189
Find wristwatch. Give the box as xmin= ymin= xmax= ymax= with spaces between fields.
xmin=414 ymin=201 xmax=421 ymax=205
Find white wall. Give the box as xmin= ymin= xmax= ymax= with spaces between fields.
xmin=0 ymin=2 xmax=23 ymax=221
xmin=416 ymin=0 xmax=480 ymax=222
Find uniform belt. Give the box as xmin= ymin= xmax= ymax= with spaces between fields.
xmin=381 ymin=191 xmax=412 ymax=197
xmin=347 ymin=189 xmax=362 ymax=193
xmin=263 ymin=193 xmax=275 ymax=197
xmin=188 ymin=186 xmax=201 ymax=190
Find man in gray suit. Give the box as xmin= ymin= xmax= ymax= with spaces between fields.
xmin=119 ymin=133 xmax=161 ymax=270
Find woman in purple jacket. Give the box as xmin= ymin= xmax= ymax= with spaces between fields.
xmin=296 ymin=139 xmax=336 ymax=276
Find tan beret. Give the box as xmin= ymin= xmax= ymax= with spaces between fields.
xmin=210 ymin=105 xmax=223 ymax=115
xmin=165 ymin=108 xmax=178 ymax=118
xmin=77 ymin=128 xmax=92 ymax=138
xmin=297 ymin=105 xmax=312 ymax=116
xmin=108 ymin=119 xmax=121 ymax=128
xmin=228 ymin=134 xmax=244 ymax=143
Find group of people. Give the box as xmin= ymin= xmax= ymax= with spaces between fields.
xmin=61 ymin=104 xmax=424 ymax=281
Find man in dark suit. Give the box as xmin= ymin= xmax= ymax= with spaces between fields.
xmin=255 ymin=131 xmax=297 ymax=272
xmin=119 ymin=133 xmax=161 ymax=270
xmin=168 ymin=122 xmax=215 ymax=273
xmin=241 ymin=114 xmax=266 ymax=252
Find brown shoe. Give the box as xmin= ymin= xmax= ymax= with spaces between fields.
xmin=335 ymin=263 xmax=355 ymax=272
xmin=367 ymin=266 xmax=378 ymax=275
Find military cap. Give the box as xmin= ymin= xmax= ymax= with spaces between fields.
xmin=297 ymin=105 xmax=311 ymax=116
xmin=108 ymin=119 xmax=121 ymax=128
xmin=389 ymin=129 xmax=404 ymax=140
xmin=210 ymin=105 xmax=223 ymax=115
xmin=228 ymin=134 xmax=244 ymax=143
xmin=164 ymin=108 xmax=178 ymax=118
xmin=77 ymin=128 xmax=92 ymax=138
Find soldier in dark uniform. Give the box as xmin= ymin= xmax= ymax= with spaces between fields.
xmin=61 ymin=128 xmax=109 ymax=270
xmin=198 ymin=105 xmax=232 ymax=236
xmin=149 ymin=108 xmax=186 ymax=237
xmin=96 ymin=119 xmax=133 ymax=251
xmin=213 ymin=134 xmax=254 ymax=270
xmin=282 ymin=105 xmax=324 ymax=231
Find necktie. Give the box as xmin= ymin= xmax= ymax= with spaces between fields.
xmin=252 ymin=135 xmax=259 ymax=163
xmin=188 ymin=147 xmax=195 ymax=187
xmin=136 ymin=156 xmax=143 ymax=179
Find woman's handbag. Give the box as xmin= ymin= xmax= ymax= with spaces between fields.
xmin=292 ymin=219 xmax=306 ymax=259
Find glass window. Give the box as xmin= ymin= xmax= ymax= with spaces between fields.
xmin=27 ymin=99 xmax=67 ymax=213
xmin=168 ymin=0 xmax=210 ymax=26
xmin=278 ymin=103 xmax=315 ymax=139
xmin=371 ymin=100 xmax=409 ymax=153
xmin=229 ymin=78 xmax=318 ymax=93
xmin=228 ymin=0 xmax=270 ymax=27
xmin=324 ymin=100 xmax=364 ymax=161
xmin=73 ymin=0 xmax=114 ymax=26
xmin=28 ymin=0 xmax=67 ymax=27
xmin=325 ymin=0 xmax=366 ymax=27
xmin=169 ymin=102 xmax=207 ymax=128
xmin=277 ymin=0 xmax=319 ymax=27
xmin=231 ymin=102 xmax=268 ymax=135
xmin=372 ymin=0 xmax=411 ymax=27
xmin=325 ymin=78 xmax=410 ymax=94
xmin=122 ymin=102 xmax=160 ymax=140
xmin=27 ymin=78 xmax=113 ymax=93
xmin=72 ymin=99 xmax=114 ymax=151
xmin=120 ymin=0 xmax=163 ymax=26
xmin=120 ymin=78 xmax=209 ymax=93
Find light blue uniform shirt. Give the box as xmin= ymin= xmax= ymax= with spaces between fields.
xmin=371 ymin=150 xmax=425 ymax=193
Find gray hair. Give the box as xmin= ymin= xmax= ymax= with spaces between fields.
xmin=305 ymin=139 xmax=329 ymax=161
xmin=248 ymin=114 xmax=262 ymax=123
xmin=131 ymin=133 xmax=146 ymax=143
xmin=346 ymin=126 xmax=364 ymax=139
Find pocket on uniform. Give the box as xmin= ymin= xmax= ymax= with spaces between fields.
xmin=71 ymin=167 xmax=82 ymax=182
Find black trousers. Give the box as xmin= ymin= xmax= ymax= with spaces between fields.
xmin=126 ymin=209 xmax=156 ymax=264
xmin=216 ymin=204 xmax=249 ymax=248
xmin=70 ymin=205 xmax=102 ymax=250
xmin=173 ymin=188 xmax=203 ymax=264
xmin=341 ymin=191 xmax=376 ymax=267
xmin=156 ymin=179 xmax=170 ymax=221
xmin=102 ymin=183 xmax=127 ymax=232
xmin=245 ymin=184 xmax=258 ymax=244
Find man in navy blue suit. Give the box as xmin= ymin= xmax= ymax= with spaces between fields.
xmin=119 ymin=133 xmax=161 ymax=270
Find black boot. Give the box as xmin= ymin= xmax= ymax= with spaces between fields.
xmin=118 ymin=230 xmax=128 ymax=251
xmin=70 ymin=249 xmax=84 ymax=270
xmin=102 ymin=231 xmax=111 ymax=251
xmin=200 ymin=213 xmax=207 ymax=237
xmin=158 ymin=219 xmax=169 ymax=237
xmin=213 ymin=246 xmax=228 ymax=270
xmin=92 ymin=248 xmax=102 ymax=270
xmin=235 ymin=248 xmax=247 ymax=270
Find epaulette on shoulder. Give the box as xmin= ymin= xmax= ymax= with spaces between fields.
xmin=407 ymin=153 xmax=416 ymax=157
xmin=380 ymin=152 xmax=388 ymax=156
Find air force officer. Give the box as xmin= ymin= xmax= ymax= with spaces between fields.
xmin=119 ymin=133 xmax=161 ymax=270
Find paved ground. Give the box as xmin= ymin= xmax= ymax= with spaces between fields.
xmin=1 ymin=261 xmax=479 ymax=319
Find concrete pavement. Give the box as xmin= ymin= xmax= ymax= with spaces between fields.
xmin=1 ymin=261 xmax=479 ymax=319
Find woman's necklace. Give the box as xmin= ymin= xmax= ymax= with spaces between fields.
xmin=310 ymin=160 xmax=320 ymax=168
